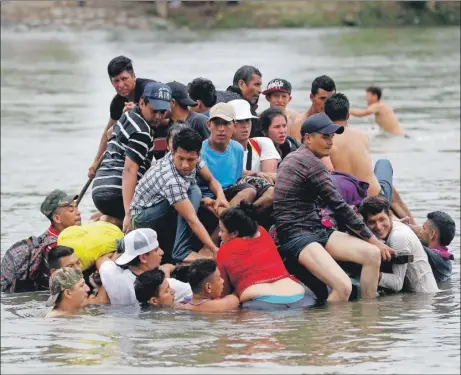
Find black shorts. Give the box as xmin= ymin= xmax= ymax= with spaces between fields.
xmin=92 ymin=190 xmax=125 ymax=220
xmin=278 ymin=228 xmax=335 ymax=259
xmin=223 ymin=182 xmax=256 ymax=201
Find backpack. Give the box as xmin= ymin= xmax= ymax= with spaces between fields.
xmin=1 ymin=230 xmax=57 ymax=293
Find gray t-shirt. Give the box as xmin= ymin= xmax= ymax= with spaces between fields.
xmin=186 ymin=111 xmax=210 ymax=140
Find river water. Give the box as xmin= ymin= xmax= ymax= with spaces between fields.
xmin=1 ymin=27 xmax=460 ymax=374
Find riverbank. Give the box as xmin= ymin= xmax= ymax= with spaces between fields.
xmin=168 ymin=1 xmax=461 ymax=29
xmin=1 ymin=1 xmax=459 ymax=32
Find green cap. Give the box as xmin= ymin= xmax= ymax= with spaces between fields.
xmin=40 ymin=189 xmax=78 ymax=218
xmin=46 ymin=267 xmax=84 ymax=307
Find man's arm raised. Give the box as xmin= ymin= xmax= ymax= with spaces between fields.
xmin=349 ymin=104 xmax=378 ymax=118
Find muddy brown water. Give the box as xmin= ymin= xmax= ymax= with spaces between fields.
xmin=1 ymin=27 xmax=459 ymax=374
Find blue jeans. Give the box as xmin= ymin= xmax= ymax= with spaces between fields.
xmin=132 ymin=184 xmax=202 ymax=263
xmin=374 ymin=159 xmax=393 ymax=206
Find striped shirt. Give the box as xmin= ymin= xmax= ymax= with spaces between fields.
xmin=131 ymin=152 xmax=205 ymax=212
xmin=274 ymin=145 xmax=373 ymax=243
xmin=93 ymin=106 xmax=155 ymax=195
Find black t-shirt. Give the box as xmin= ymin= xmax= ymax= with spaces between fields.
xmin=279 ymin=136 xmax=300 ymax=161
xmin=109 ymin=78 xmax=154 ymax=121
xmin=185 ymin=111 xmax=210 ymax=141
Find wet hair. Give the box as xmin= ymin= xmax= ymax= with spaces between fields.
xmin=358 ymin=195 xmax=390 ymax=221
xmin=107 ymin=56 xmax=134 ymax=78
xmin=233 ymin=65 xmax=262 ymax=86
xmin=188 ymin=78 xmax=217 ymax=108
xmin=134 ymin=268 xmax=165 ymax=304
xmin=166 ymin=122 xmax=188 ymax=148
xmin=47 ymin=245 xmax=74 ymax=271
xmin=311 ymin=75 xmax=336 ymax=95
xmin=427 ymin=211 xmax=456 ymax=246
xmin=188 ymin=259 xmax=218 ymax=294
xmin=324 ymin=93 xmax=350 ymax=122
xmin=171 ymin=265 xmax=191 ymax=283
xmin=220 ymin=200 xmax=258 ymax=238
xmin=366 ymin=86 xmax=382 ymax=100
xmin=172 ymin=127 xmax=203 ymax=153
xmin=258 ymin=107 xmax=287 ymax=136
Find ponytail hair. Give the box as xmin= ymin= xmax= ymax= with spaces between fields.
xmin=219 ymin=200 xmax=258 ymax=238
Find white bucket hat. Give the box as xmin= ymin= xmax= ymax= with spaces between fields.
xmin=228 ymin=99 xmax=258 ymax=121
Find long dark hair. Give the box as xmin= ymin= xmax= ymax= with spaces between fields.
xmin=219 ymin=200 xmax=258 ymax=238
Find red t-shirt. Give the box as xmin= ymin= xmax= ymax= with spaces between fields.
xmin=217 ymin=226 xmax=291 ymax=296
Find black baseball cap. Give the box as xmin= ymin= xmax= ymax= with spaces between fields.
xmin=262 ymin=78 xmax=292 ymax=95
xmin=300 ymin=113 xmax=344 ymax=137
xmin=167 ymin=81 xmax=198 ymax=107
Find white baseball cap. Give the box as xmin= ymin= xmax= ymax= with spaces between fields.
xmin=228 ymin=99 xmax=258 ymax=121
xmin=116 ymin=228 xmax=160 ymax=266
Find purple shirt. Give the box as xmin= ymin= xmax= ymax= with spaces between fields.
xmin=330 ymin=171 xmax=369 ymax=207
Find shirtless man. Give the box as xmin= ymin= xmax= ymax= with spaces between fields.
xmin=262 ymin=78 xmax=300 ymax=139
xmin=324 ymin=93 xmax=415 ymax=224
xmin=292 ymin=75 xmax=336 ymax=142
xmin=349 ymin=86 xmax=407 ymax=137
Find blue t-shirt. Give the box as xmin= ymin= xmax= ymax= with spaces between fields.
xmin=199 ymin=139 xmax=244 ymax=196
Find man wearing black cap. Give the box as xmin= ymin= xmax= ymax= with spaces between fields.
xmin=92 ymin=82 xmax=172 ymax=234
xmin=167 ymin=81 xmax=210 ymax=141
xmin=262 ymin=78 xmax=300 ymax=141
xmin=273 ymin=113 xmax=395 ymax=302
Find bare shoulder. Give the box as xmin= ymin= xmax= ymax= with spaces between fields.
xmin=377 ymin=102 xmax=395 ymax=113
xmin=345 ymin=127 xmax=368 ymax=141
xmin=286 ymin=107 xmax=299 ymax=119
xmin=369 ymin=102 xmax=383 ymax=113
xmin=45 ymin=309 xmax=70 ymax=318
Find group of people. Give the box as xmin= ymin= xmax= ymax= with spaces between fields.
xmin=1 ymin=56 xmax=456 ymax=317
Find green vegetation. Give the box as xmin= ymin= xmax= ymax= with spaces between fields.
xmin=166 ymin=1 xmax=460 ymax=30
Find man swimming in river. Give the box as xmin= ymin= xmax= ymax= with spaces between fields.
xmin=349 ymin=86 xmax=408 ymax=137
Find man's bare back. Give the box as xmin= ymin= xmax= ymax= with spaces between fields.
xmin=328 ymin=127 xmax=382 ymax=196
xmin=350 ymin=102 xmax=407 ymax=137
xmin=286 ymin=107 xmax=302 ymax=141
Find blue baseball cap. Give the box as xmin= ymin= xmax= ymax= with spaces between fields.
xmin=142 ymin=82 xmax=172 ymax=111
xmin=300 ymin=113 xmax=344 ymax=137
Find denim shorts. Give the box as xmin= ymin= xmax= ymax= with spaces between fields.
xmin=278 ymin=229 xmax=335 ymax=259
